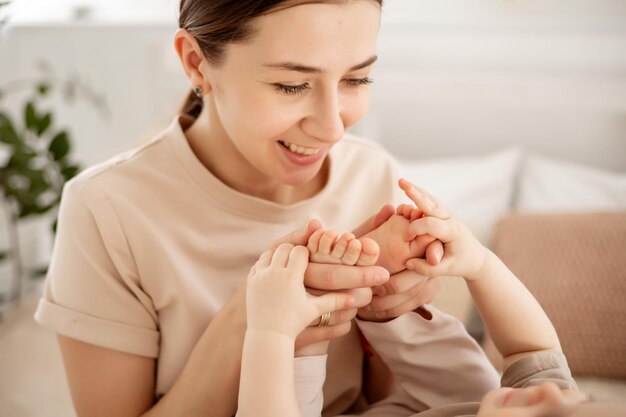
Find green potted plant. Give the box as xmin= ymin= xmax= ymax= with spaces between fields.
xmin=0 ymin=1 xmax=108 ymax=312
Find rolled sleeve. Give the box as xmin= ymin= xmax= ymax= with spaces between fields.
xmin=34 ymin=177 xmax=159 ymax=358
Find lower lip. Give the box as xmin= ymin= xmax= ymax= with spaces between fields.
xmin=277 ymin=142 xmax=325 ymax=166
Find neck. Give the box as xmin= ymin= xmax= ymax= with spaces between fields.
xmin=183 ymin=102 xmax=327 ymax=205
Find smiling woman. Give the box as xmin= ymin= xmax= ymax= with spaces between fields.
xmin=32 ymin=1 xmax=504 ymax=417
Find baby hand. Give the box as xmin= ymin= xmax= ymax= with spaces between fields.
xmin=246 ymin=243 xmax=356 ymax=339
xmin=399 ymin=181 xmax=489 ymax=281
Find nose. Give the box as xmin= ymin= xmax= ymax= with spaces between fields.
xmin=301 ymin=88 xmax=345 ymax=144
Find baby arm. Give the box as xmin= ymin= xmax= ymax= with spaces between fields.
xmin=238 ymin=244 xmax=355 ymax=417
xmin=398 ymin=179 xmax=561 ymax=370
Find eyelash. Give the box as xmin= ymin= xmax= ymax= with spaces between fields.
xmin=273 ymin=77 xmax=373 ymax=95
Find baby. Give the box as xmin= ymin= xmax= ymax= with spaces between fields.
xmin=238 ymin=179 xmax=626 ymax=417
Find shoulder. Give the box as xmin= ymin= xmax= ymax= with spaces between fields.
xmin=64 ymin=131 xmax=170 ymax=204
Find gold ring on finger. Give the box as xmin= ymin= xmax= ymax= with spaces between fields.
xmin=317 ymin=312 xmax=332 ymax=327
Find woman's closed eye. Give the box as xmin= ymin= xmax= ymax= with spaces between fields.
xmin=273 ymin=77 xmax=374 ymax=96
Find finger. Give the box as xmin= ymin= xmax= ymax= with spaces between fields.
xmin=271 ymin=243 xmax=294 ymax=267
xmin=409 ymin=208 xmax=424 ymax=221
xmin=404 ymin=216 xmax=453 ymax=242
xmin=360 ymin=277 xmax=441 ymax=321
xmin=406 ymin=257 xmax=449 ymax=278
xmin=287 ymin=245 xmax=310 ymax=279
xmin=307 ymin=287 xmax=373 ymax=309
xmin=304 ymin=263 xmax=389 ymax=290
xmin=307 ymin=229 xmax=325 ymax=253
xmin=315 ymin=292 xmax=356 ymax=314
xmin=318 ymin=230 xmax=338 ymax=255
xmin=258 ymin=250 xmax=273 ymax=268
xmin=330 ymin=232 xmax=353 ymax=258
xmin=295 ymin=322 xmax=352 ymax=349
xmin=396 ymin=204 xmax=413 ymax=219
xmin=352 ymin=204 xmax=395 ymax=238
xmin=306 ymin=307 xmax=358 ymax=327
xmin=373 ymin=269 xmax=427 ymax=296
xmin=341 ymin=238 xmax=362 ymax=265
xmin=425 ymin=240 xmax=444 ymax=265
xmin=272 ymin=219 xmax=322 ymax=249
xmin=360 ymin=293 xmax=423 ymax=321
xmin=407 ymin=234 xmax=437 ymax=258
xmin=398 ymin=178 xmax=451 ymax=219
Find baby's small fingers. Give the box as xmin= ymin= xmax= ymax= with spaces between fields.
xmin=398 ymin=179 xmax=451 ymax=220
xmin=287 ymin=245 xmax=310 ymax=279
xmin=404 ymin=217 xmax=453 ymax=242
xmin=271 ymin=243 xmax=294 ymax=267
xmin=405 ymin=257 xmax=448 ymax=278
xmin=425 ymin=240 xmax=444 ymax=265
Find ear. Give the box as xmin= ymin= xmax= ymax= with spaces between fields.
xmin=173 ymin=29 xmax=212 ymax=94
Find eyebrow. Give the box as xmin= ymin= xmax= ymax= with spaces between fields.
xmin=263 ymin=55 xmax=378 ymax=74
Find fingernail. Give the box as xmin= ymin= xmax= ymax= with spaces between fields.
xmin=375 ymin=286 xmax=387 ymax=296
xmin=375 ymin=272 xmax=389 ymax=284
xmin=361 ymin=305 xmax=372 ymax=312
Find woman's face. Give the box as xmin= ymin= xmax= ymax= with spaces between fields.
xmin=201 ymin=1 xmax=381 ymax=187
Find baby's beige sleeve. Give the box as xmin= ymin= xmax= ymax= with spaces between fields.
xmin=356 ymin=305 xmax=500 ymax=410
xmin=34 ymin=179 xmax=159 ymax=358
xmin=501 ymin=351 xmax=578 ymax=390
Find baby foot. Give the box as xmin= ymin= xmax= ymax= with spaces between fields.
xmin=307 ymin=230 xmax=380 ymax=266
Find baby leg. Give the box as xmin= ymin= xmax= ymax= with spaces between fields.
xmin=308 ymin=230 xmax=380 ymax=267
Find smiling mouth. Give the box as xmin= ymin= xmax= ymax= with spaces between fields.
xmin=278 ymin=140 xmax=321 ymax=156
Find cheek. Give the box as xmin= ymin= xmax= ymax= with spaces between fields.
xmin=342 ymin=93 xmax=370 ymax=128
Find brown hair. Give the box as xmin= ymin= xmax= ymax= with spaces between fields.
xmin=178 ymin=0 xmax=383 ymax=118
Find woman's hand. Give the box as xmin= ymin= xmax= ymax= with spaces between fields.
xmin=246 ymin=244 xmax=356 ymax=339
xmin=269 ymin=219 xmax=390 ymax=349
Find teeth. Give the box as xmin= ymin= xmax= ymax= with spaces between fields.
xmin=281 ymin=141 xmax=320 ymax=156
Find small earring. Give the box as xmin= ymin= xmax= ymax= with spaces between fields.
xmin=194 ymin=87 xmax=202 ymax=97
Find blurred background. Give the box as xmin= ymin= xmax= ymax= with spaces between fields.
xmin=0 ymin=1 xmax=625 ymax=416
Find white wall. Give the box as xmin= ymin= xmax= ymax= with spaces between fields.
xmin=351 ymin=0 xmax=626 ymax=170
xmin=0 ymin=0 xmax=625 ymax=294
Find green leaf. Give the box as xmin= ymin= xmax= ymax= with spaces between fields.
xmin=25 ymin=102 xmax=38 ymax=132
xmin=37 ymin=112 xmax=52 ymax=136
xmin=61 ymin=164 xmax=80 ymax=181
xmin=37 ymin=83 xmax=50 ymax=96
xmin=0 ymin=251 xmax=7 ymax=261
xmin=48 ymin=131 xmax=70 ymax=161
xmin=0 ymin=111 xmax=19 ymax=145
xmin=31 ymin=266 xmax=48 ymax=279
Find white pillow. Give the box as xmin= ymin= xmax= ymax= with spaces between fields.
xmin=517 ymin=154 xmax=626 ymax=212
xmin=397 ymin=147 xmax=521 ymax=247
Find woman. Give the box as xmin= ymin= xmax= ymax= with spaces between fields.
xmin=35 ymin=1 xmax=499 ymax=416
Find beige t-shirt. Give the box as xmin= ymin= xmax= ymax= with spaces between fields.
xmin=35 ymin=116 xmax=499 ymax=415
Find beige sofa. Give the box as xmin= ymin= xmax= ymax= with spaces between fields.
xmin=431 ymin=211 xmax=626 ymax=403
